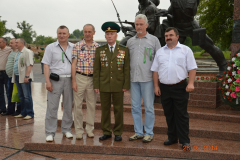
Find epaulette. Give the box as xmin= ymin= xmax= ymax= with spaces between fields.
xmin=119 ymin=44 xmax=128 ymax=48
xmin=96 ymin=45 xmax=106 ymax=48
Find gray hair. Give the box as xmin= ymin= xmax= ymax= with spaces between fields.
xmin=135 ymin=14 xmax=148 ymax=24
xmin=83 ymin=24 xmax=95 ymax=32
xmin=18 ymin=38 xmax=26 ymax=45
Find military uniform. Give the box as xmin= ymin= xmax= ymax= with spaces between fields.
xmin=93 ymin=43 xmax=130 ymax=136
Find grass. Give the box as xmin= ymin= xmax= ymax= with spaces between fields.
xmin=34 ymin=59 xmax=41 ymax=63
xmin=194 ymin=51 xmax=231 ymax=59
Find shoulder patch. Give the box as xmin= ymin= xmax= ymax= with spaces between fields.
xmin=119 ymin=44 xmax=128 ymax=48
xmin=96 ymin=44 xmax=106 ymax=48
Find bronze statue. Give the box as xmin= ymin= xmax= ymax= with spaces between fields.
xmin=119 ymin=0 xmax=161 ymax=45
xmin=117 ymin=0 xmax=227 ymax=76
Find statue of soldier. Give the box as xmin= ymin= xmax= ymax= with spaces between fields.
xmin=160 ymin=0 xmax=227 ymax=76
xmin=120 ymin=0 xmax=161 ymax=45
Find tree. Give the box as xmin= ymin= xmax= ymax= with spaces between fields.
xmin=0 ymin=16 xmax=9 ymax=37
xmin=69 ymin=34 xmax=75 ymax=39
xmin=34 ymin=35 xmax=55 ymax=45
xmin=196 ymin=0 xmax=234 ymax=50
xmin=11 ymin=21 xmax=37 ymax=44
xmin=73 ymin=29 xmax=83 ymax=39
xmin=44 ymin=36 xmax=55 ymax=44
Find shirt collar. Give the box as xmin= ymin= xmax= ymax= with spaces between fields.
xmin=164 ymin=41 xmax=181 ymax=49
xmin=108 ymin=42 xmax=116 ymax=48
xmin=82 ymin=39 xmax=98 ymax=47
xmin=55 ymin=40 xmax=73 ymax=47
xmin=135 ymin=32 xmax=149 ymax=39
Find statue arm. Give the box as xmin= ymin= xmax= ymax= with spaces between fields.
xmin=145 ymin=6 xmax=157 ymax=34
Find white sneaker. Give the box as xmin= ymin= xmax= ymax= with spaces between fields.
xmin=46 ymin=135 xmax=53 ymax=142
xmin=64 ymin=132 xmax=73 ymax=138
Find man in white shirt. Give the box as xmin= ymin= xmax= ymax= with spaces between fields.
xmin=151 ymin=27 xmax=197 ymax=151
xmin=42 ymin=25 xmax=74 ymax=142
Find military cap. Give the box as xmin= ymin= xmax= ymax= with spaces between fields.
xmin=101 ymin=21 xmax=120 ymax=33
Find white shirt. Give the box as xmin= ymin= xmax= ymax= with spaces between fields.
xmin=42 ymin=41 xmax=74 ymax=75
xmin=108 ymin=42 xmax=116 ymax=52
xmin=151 ymin=42 xmax=197 ymax=85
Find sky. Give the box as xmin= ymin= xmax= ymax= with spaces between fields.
xmin=0 ymin=0 xmax=170 ymax=41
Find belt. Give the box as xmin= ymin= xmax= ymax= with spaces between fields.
xmin=165 ymin=79 xmax=186 ymax=86
xmin=76 ymin=71 xmax=93 ymax=77
xmin=59 ymin=75 xmax=71 ymax=77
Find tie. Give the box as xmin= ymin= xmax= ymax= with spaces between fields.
xmin=110 ymin=46 xmax=114 ymax=53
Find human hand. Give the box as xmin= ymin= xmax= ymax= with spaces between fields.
xmin=186 ymin=84 xmax=194 ymax=92
xmin=94 ymin=89 xmax=99 ymax=93
xmin=72 ymin=81 xmax=78 ymax=92
xmin=122 ymin=89 xmax=128 ymax=92
xmin=24 ymin=77 xmax=29 ymax=83
xmin=46 ymin=82 xmax=53 ymax=92
xmin=154 ymin=86 xmax=161 ymax=96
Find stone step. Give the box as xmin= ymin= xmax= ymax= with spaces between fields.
xmin=57 ymin=109 xmax=240 ymax=141
xmin=81 ymin=103 xmax=240 ymax=123
xmin=24 ymin=129 xmax=240 ymax=160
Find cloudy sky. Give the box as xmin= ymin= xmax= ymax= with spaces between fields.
xmin=0 ymin=0 xmax=170 ymax=41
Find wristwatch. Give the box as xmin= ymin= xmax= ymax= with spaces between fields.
xmin=25 ymin=76 xmax=29 ymax=78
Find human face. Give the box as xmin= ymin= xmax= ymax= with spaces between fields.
xmin=10 ymin=39 xmax=17 ymax=50
xmin=57 ymin=28 xmax=70 ymax=43
xmin=135 ymin=18 xmax=148 ymax=36
xmin=165 ymin=30 xmax=179 ymax=48
xmin=0 ymin=38 xmax=6 ymax=49
xmin=83 ymin=25 xmax=95 ymax=42
xmin=16 ymin=39 xmax=24 ymax=51
xmin=105 ymin=32 xmax=118 ymax=46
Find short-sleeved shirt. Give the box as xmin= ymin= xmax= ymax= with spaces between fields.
xmin=126 ymin=32 xmax=161 ymax=82
xmin=41 ymin=41 xmax=74 ymax=75
xmin=12 ymin=47 xmax=34 ymax=83
xmin=6 ymin=51 xmax=18 ymax=77
xmin=151 ymin=42 xmax=198 ymax=85
xmin=72 ymin=40 xmax=99 ymax=74
xmin=0 ymin=46 xmax=12 ymax=70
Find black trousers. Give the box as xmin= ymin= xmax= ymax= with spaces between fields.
xmin=160 ymin=80 xmax=190 ymax=144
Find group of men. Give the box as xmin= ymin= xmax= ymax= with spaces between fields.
xmin=0 ymin=37 xmax=34 ymax=120
xmin=41 ymin=13 xmax=197 ymax=151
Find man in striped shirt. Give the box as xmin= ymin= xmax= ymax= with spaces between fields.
xmin=1 ymin=39 xmax=21 ymax=116
xmin=71 ymin=24 xmax=99 ymax=140
xmin=0 ymin=37 xmax=12 ymax=115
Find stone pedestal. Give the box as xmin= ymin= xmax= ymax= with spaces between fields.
xmin=231 ymin=0 xmax=240 ymax=57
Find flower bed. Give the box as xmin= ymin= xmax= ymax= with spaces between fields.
xmin=219 ymin=50 xmax=240 ymax=110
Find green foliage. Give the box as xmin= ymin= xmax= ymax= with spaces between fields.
xmin=183 ymin=37 xmax=202 ymax=52
xmin=0 ymin=21 xmax=5 ymax=37
xmin=73 ymin=29 xmax=83 ymax=39
xmin=197 ymin=0 xmax=234 ymax=50
xmin=200 ymin=50 xmax=205 ymax=56
xmin=69 ymin=34 xmax=75 ymax=39
xmin=11 ymin=21 xmax=37 ymax=44
xmin=34 ymin=35 xmax=55 ymax=45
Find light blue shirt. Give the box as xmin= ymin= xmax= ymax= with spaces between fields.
xmin=13 ymin=52 xmax=21 ymax=76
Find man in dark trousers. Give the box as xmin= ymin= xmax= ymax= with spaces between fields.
xmin=151 ymin=27 xmax=197 ymax=151
xmin=93 ymin=22 xmax=130 ymax=141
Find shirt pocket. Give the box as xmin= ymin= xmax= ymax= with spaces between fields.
xmin=175 ymin=58 xmax=185 ymax=68
xmin=144 ymin=46 xmax=155 ymax=62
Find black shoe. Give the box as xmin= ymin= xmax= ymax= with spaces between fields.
xmin=114 ymin=135 xmax=122 ymax=141
xmin=12 ymin=113 xmax=20 ymax=116
xmin=1 ymin=112 xmax=11 ymax=116
xmin=0 ymin=111 xmax=7 ymax=115
xmin=182 ymin=143 xmax=191 ymax=151
xmin=164 ymin=139 xmax=178 ymax=145
xmin=99 ymin=135 xmax=112 ymax=140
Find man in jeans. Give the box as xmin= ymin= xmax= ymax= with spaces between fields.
xmin=1 ymin=38 xmax=21 ymax=116
xmin=127 ymin=14 xmax=161 ymax=142
xmin=12 ymin=38 xmax=34 ymax=120
xmin=0 ymin=37 xmax=12 ymax=115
